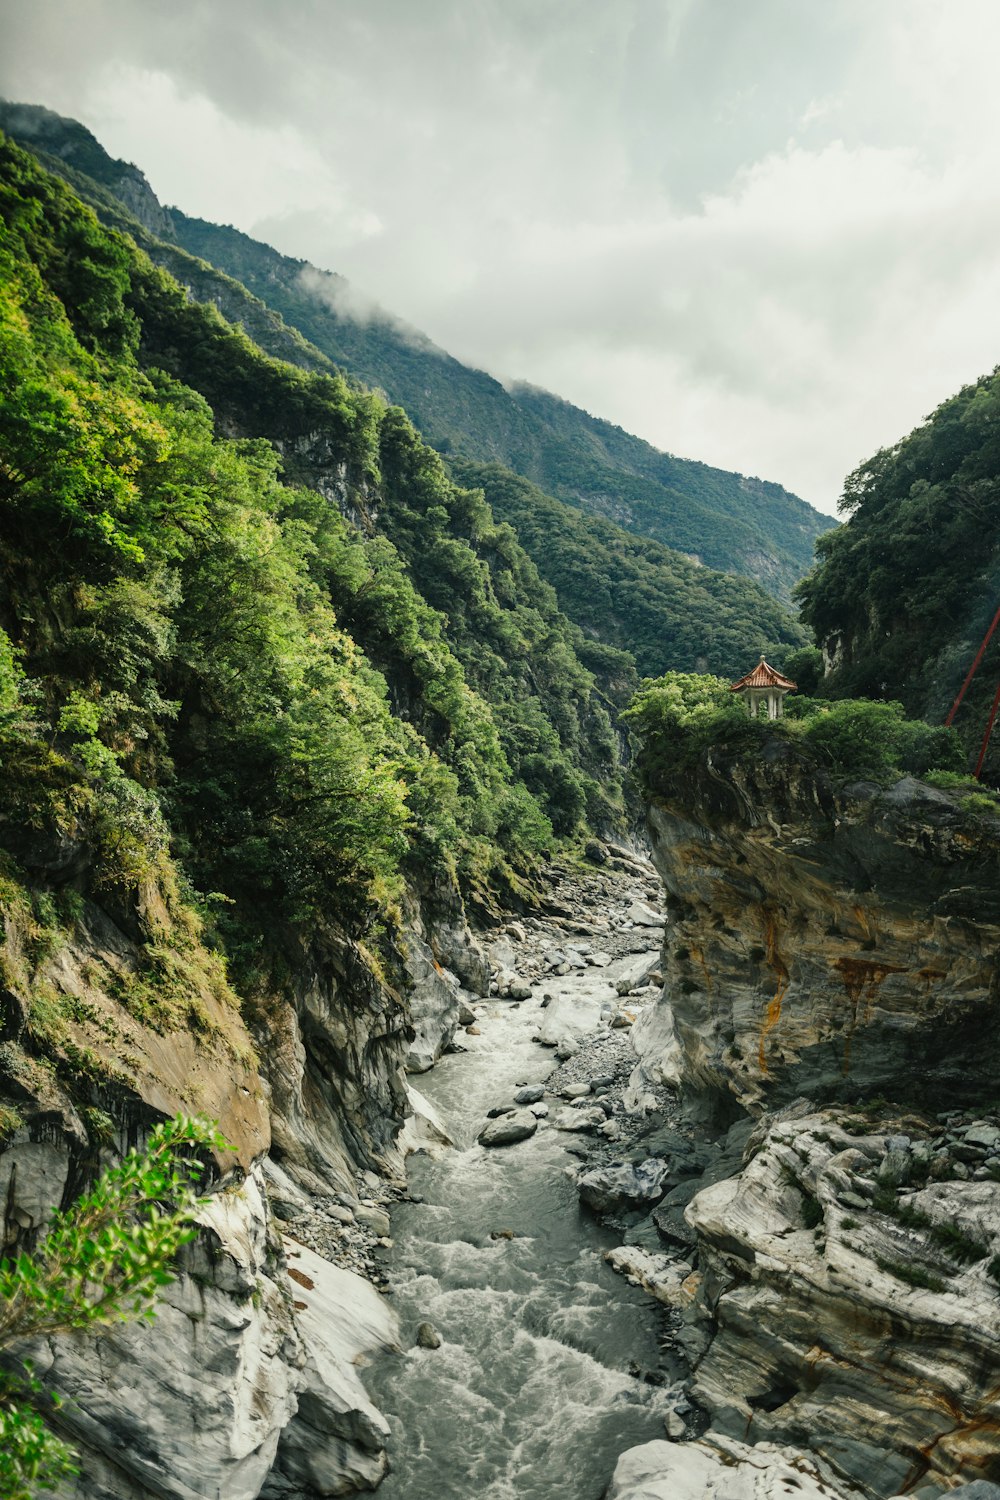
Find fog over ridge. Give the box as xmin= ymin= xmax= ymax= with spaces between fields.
xmin=3 ymin=0 xmax=999 ymax=512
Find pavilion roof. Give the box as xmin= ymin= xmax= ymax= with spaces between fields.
xmin=729 ymin=657 xmax=797 ymax=693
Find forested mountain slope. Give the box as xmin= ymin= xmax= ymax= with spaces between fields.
xmin=0 ymin=100 xmax=832 ymax=600
xmin=451 ymin=460 xmax=805 ymax=680
xmin=0 ymin=129 xmax=624 ymax=951
xmin=166 ymin=217 xmax=829 ymax=598
xmin=0 ymin=100 xmax=808 ymax=690
xmin=796 ymin=366 xmax=1000 ymax=777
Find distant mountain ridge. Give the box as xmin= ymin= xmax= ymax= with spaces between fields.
xmin=0 ymin=99 xmax=832 ymax=599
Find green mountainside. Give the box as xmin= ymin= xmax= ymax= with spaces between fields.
xmin=795 ymin=366 xmax=1000 ymax=779
xmin=450 ymin=460 xmax=804 ymax=680
xmin=0 ymin=101 xmax=809 ymax=686
xmin=0 ymin=130 xmax=622 ymax=951
xmin=0 ymin=100 xmax=832 ymax=600
xmin=164 ymin=214 xmax=830 ymax=597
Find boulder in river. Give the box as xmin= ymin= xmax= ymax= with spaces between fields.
xmin=514 ymin=1084 xmax=545 ymax=1105
xmin=577 ymin=1158 xmax=669 ymax=1214
xmin=415 ymin=1321 xmax=442 ymax=1350
xmin=478 ymin=1109 xmax=538 ymax=1147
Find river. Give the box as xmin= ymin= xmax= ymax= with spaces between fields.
xmin=367 ymin=951 xmax=678 ymax=1500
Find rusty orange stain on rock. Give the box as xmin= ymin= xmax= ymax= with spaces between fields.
xmin=835 ymin=957 xmax=906 ymax=1072
xmin=758 ymin=909 xmax=790 ymax=1076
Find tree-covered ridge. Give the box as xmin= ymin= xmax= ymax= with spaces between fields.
xmin=0 ymin=101 xmax=832 ymax=601
xmin=624 ymin=673 xmax=965 ymax=801
xmin=794 ymin=365 xmax=1000 ymax=778
xmin=0 ymin=130 xmax=624 ymax=969
xmin=168 ymin=212 xmax=829 ymax=597
xmin=451 ymin=461 xmax=807 ymax=681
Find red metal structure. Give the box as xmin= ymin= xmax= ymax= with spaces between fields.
xmin=946 ymin=603 xmax=1000 ymax=779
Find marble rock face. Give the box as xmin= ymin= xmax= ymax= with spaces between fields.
xmin=634 ymin=750 xmax=1000 ymax=1118
xmin=34 ymin=1171 xmax=302 ymax=1500
xmin=402 ymin=929 xmax=461 ymax=1074
xmin=399 ymin=1082 xmax=455 ymax=1157
xmin=686 ymin=1108 xmax=1000 ymax=1496
xmin=263 ymin=1244 xmax=400 ymax=1498
xmin=34 ymin=1178 xmax=401 ymax=1500
xmin=607 ymin=1434 xmax=860 ymax=1500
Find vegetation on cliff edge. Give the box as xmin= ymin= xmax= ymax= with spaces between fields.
xmin=624 ymin=672 xmax=966 ymax=798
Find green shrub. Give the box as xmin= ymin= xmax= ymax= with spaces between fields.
xmin=961 ymin=793 xmax=1000 ymax=820
xmin=875 ymin=1257 xmax=948 ymax=1294
xmin=625 ymin=673 xmax=967 ymax=793
xmin=801 ymin=1192 xmax=824 ymax=1229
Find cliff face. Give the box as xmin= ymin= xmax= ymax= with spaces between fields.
xmin=0 ymin=857 xmax=476 ymax=1498
xmin=620 ymin=739 xmax=1000 ymax=1496
xmin=688 ymin=1105 xmax=1000 ymax=1496
xmin=632 ymin=740 xmax=1000 ymax=1121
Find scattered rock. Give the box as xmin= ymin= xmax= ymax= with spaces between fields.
xmin=514 ymin=1085 xmax=545 ymax=1105
xmin=553 ymin=1107 xmax=607 ymax=1133
xmin=415 ymin=1321 xmax=442 ymax=1350
xmin=478 ymin=1110 xmax=539 ymax=1147
xmin=628 ymin=901 xmax=664 ymax=927
xmin=354 ymin=1205 xmax=391 ymax=1237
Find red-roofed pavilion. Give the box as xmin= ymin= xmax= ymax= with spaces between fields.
xmin=730 ymin=654 xmax=797 ymax=720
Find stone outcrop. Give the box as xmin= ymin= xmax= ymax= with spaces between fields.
xmin=0 ymin=851 xmax=484 ymax=1497
xmin=634 ymin=742 xmax=1000 ymax=1119
xmin=34 ymin=1170 xmax=302 ymax=1500
xmin=401 ymin=931 xmax=461 ymax=1074
xmin=263 ymin=1244 xmax=400 ymax=1498
xmin=685 ymin=1106 xmax=1000 ymax=1496
xmin=613 ymin=739 xmax=1000 ymax=1499
xmin=607 ymin=1433 xmax=859 ymax=1500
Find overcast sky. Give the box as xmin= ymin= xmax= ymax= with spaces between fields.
xmin=3 ymin=0 xmax=1000 ymax=514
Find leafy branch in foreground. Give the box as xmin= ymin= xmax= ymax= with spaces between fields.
xmin=0 ymin=1115 xmax=228 ymax=1500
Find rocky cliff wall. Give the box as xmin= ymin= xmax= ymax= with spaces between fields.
xmin=0 ymin=857 xmax=480 ymax=1498
xmin=632 ymin=740 xmax=1000 ymax=1121
xmin=612 ymin=739 xmax=1000 ymax=1497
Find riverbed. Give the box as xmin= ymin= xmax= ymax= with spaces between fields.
xmin=367 ymin=939 xmax=678 ymax=1499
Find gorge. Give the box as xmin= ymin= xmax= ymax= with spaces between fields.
xmin=3 ymin=98 xmax=1000 ymax=1500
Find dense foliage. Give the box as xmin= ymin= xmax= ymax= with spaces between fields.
xmin=451 ymin=461 xmax=807 ymax=681
xmin=795 ymin=366 xmax=1000 ymax=778
xmin=0 ymin=1116 xmax=224 ymax=1500
xmin=0 ymin=132 xmax=632 ymax=958
xmin=0 ymin=103 xmax=832 ymax=601
xmin=624 ymin=672 xmax=965 ymax=797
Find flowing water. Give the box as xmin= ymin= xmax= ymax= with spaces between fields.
xmin=367 ymin=974 xmax=678 ymax=1500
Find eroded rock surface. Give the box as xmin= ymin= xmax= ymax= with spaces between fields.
xmin=636 ymin=745 xmax=1000 ymax=1117
xmin=686 ymin=1106 xmax=1000 ymax=1496
xmin=607 ymin=1433 xmax=859 ymax=1500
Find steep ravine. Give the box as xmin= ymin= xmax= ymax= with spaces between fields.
xmin=366 ymin=881 xmax=676 ymax=1500
xmin=0 ymin=860 xmax=488 ymax=1499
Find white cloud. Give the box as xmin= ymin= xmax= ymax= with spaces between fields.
xmin=2 ymin=0 xmax=1000 ymax=513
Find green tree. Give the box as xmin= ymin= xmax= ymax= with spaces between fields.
xmin=0 ymin=1115 xmax=227 ymax=1500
